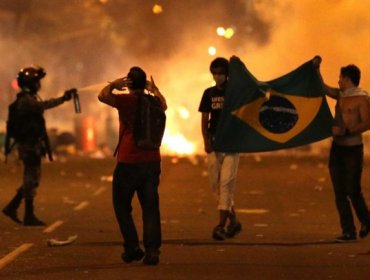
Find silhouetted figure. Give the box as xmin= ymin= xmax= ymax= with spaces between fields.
xmin=3 ymin=66 xmax=75 ymax=226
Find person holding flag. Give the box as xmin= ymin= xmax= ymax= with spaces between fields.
xmin=198 ymin=57 xmax=242 ymax=241
xmin=317 ymin=60 xmax=370 ymax=242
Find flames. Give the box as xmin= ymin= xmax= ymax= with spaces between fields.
xmin=161 ymin=106 xmax=197 ymax=156
xmin=36 ymin=1 xmax=370 ymax=157
xmin=162 ymin=131 xmax=196 ymax=156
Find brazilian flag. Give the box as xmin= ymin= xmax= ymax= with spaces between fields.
xmin=214 ymin=57 xmax=333 ymax=153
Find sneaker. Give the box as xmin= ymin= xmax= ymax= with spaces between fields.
xmin=212 ymin=225 xmax=227 ymax=241
xmin=121 ymin=247 xmax=145 ymax=263
xmin=359 ymin=222 xmax=370 ymax=238
xmin=143 ymin=249 xmax=160 ymax=265
xmin=225 ymin=222 xmax=242 ymax=238
xmin=335 ymin=233 xmax=357 ymax=243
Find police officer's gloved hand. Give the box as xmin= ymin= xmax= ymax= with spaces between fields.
xmin=63 ymin=88 xmax=77 ymax=101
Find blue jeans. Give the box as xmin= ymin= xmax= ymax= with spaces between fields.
xmin=329 ymin=143 xmax=369 ymax=235
xmin=112 ymin=162 xmax=161 ymax=252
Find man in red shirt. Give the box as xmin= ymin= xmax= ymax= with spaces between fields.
xmin=98 ymin=67 xmax=166 ymax=265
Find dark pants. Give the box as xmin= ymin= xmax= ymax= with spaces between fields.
xmin=329 ymin=143 xmax=369 ymax=235
xmin=18 ymin=144 xmax=42 ymax=199
xmin=112 ymin=162 xmax=161 ymax=253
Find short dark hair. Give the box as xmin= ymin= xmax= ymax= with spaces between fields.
xmin=210 ymin=57 xmax=229 ymax=76
xmin=341 ymin=64 xmax=361 ymax=86
xmin=127 ymin=66 xmax=146 ymax=89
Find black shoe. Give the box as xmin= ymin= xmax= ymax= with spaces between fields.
xmin=2 ymin=208 xmax=22 ymax=224
xmin=121 ymin=247 xmax=145 ymax=263
xmin=212 ymin=225 xmax=227 ymax=241
xmin=335 ymin=233 xmax=357 ymax=243
xmin=225 ymin=222 xmax=242 ymax=238
xmin=23 ymin=199 xmax=45 ymax=226
xmin=143 ymin=249 xmax=160 ymax=265
xmin=23 ymin=215 xmax=46 ymax=226
xmin=359 ymin=222 xmax=370 ymax=238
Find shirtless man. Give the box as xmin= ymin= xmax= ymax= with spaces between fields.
xmin=318 ymin=61 xmax=370 ymax=242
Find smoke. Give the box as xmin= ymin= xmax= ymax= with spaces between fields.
xmin=243 ymin=0 xmax=370 ymax=86
xmin=157 ymin=0 xmax=370 ymax=154
xmin=1 ymin=0 xmax=369 ymax=154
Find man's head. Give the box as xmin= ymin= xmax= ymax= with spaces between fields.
xmin=17 ymin=66 xmax=46 ymax=93
xmin=127 ymin=67 xmax=146 ymax=91
xmin=338 ymin=64 xmax=361 ymax=90
xmin=210 ymin=57 xmax=229 ymax=88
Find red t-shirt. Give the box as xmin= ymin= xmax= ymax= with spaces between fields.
xmin=114 ymin=93 xmax=160 ymax=163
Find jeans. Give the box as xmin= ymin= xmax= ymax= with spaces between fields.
xmin=112 ymin=162 xmax=161 ymax=252
xmin=207 ymin=152 xmax=240 ymax=211
xmin=329 ymin=142 xmax=369 ymax=235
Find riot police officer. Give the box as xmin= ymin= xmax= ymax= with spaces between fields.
xmin=2 ymin=66 xmax=75 ymax=226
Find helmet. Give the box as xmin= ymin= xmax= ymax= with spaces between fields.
xmin=17 ymin=66 xmax=46 ymax=91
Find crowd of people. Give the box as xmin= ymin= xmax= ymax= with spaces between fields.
xmin=2 ymin=56 xmax=370 ymax=266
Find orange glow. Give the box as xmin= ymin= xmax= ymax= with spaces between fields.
xmin=162 ymin=130 xmax=196 ymax=156
xmin=75 ymin=116 xmax=97 ymax=152
xmin=177 ymin=106 xmax=190 ymax=119
xmin=11 ymin=79 xmax=19 ymax=90
xmin=86 ymin=127 xmax=94 ymax=142
xmin=152 ymin=4 xmax=163 ymax=14
xmin=83 ymin=117 xmax=96 ymax=151
xmin=90 ymin=1 xmax=370 ymax=157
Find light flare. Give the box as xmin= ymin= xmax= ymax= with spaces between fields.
xmin=162 ymin=131 xmax=196 ymax=156
xmin=152 ymin=4 xmax=163 ymax=14
xmin=87 ymin=127 xmax=94 ymax=142
xmin=208 ymin=46 xmax=217 ymax=56
xmin=216 ymin=26 xmax=235 ymax=39
xmin=216 ymin=27 xmax=225 ymax=36
xmin=224 ymin=27 xmax=235 ymax=39
xmin=178 ymin=106 xmax=190 ymax=119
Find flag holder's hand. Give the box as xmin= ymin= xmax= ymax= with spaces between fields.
xmin=230 ymin=55 xmax=241 ymax=62
xmin=312 ymin=55 xmax=322 ymax=68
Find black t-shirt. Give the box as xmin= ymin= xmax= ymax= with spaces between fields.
xmin=198 ymin=86 xmax=225 ymax=136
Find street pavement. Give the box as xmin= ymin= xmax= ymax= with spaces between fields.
xmin=1 ymin=154 xmax=370 ymax=280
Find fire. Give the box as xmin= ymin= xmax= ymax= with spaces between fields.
xmin=177 ymin=106 xmax=190 ymax=119
xmin=86 ymin=127 xmax=94 ymax=143
xmin=162 ymin=130 xmax=196 ymax=156
xmin=159 ymin=105 xmax=198 ymax=156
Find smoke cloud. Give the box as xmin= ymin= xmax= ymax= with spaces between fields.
xmin=0 ymin=0 xmax=369 ymax=154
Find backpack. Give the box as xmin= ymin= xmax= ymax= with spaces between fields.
xmin=6 ymin=100 xmax=26 ymax=143
xmin=5 ymin=99 xmax=45 ymax=147
xmin=133 ymin=94 xmax=166 ymax=150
